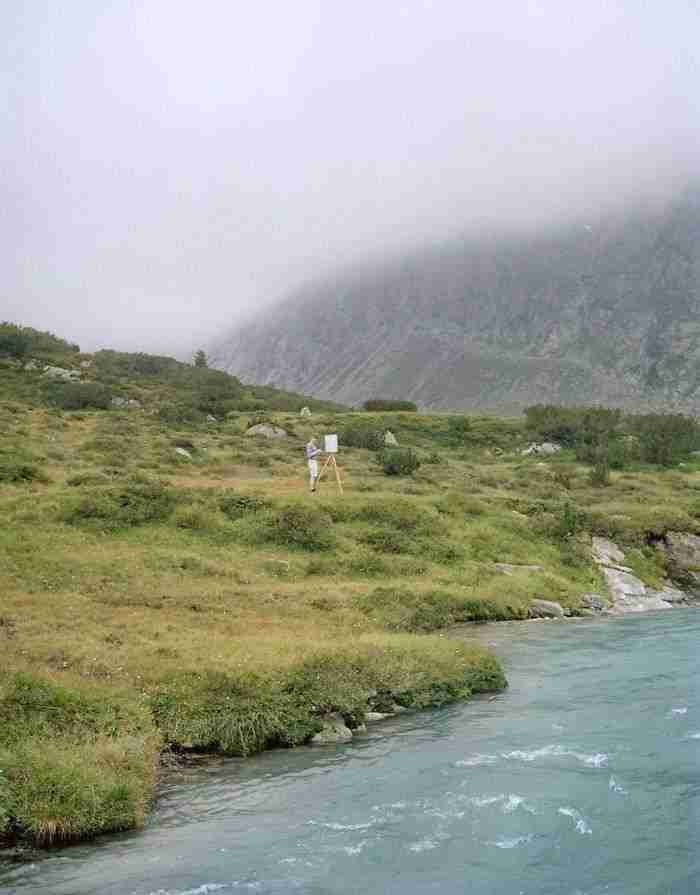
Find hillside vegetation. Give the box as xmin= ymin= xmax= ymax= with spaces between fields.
xmin=3 ymin=328 xmax=700 ymax=847
xmin=211 ymin=186 xmax=700 ymax=412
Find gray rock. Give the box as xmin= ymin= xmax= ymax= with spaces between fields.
xmin=299 ymin=406 xmax=312 ymax=417
xmin=206 ymin=414 xmax=217 ymax=423
xmin=529 ymin=599 xmax=565 ymax=618
xmin=520 ymin=442 xmax=562 ymax=456
xmin=602 ymin=567 xmax=646 ymax=598
xmin=663 ymin=532 xmax=700 ymax=581
xmin=581 ymin=593 xmax=607 ymax=611
xmin=384 ymin=430 xmax=399 ymax=446
xmin=592 ymin=537 xmax=626 ymax=567
xmin=646 ymin=585 xmax=686 ymax=604
xmin=494 ymin=562 xmax=544 ymax=576
xmin=365 ymin=711 xmax=392 ymax=722
xmin=23 ymin=359 xmax=40 ymax=371
xmin=175 ymin=447 xmax=192 ymax=459
xmin=244 ymin=423 xmax=288 ymax=439
xmin=111 ymin=397 xmax=141 ymax=409
xmin=80 ymin=359 xmax=93 ymax=368
xmin=310 ymin=713 xmax=353 ymax=745
xmin=42 ymin=365 xmax=80 ymax=381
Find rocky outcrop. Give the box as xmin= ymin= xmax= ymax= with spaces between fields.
xmin=591 ymin=536 xmax=693 ymax=613
xmin=244 ymin=423 xmax=288 ymax=439
xmin=41 ymin=365 xmax=80 ymax=381
xmin=660 ymin=532 xmax=700 ymax=586
xmin=111 ymin=397 xmax=142 ymax=409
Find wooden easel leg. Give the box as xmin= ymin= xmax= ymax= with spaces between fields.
xmin=332 ymin=456 xmax=343 ymax=495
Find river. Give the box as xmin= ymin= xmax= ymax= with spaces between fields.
xmin=2 ymin=610 xmax=698 ymax=895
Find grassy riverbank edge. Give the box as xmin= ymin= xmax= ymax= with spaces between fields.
xmin=0 ymin=641 xmax=505 ymax=847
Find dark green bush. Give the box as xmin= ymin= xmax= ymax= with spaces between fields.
xmin=360 ymin=528 xmax=414 ymax=554
xmin=632 ymin=413 xmax=700 ymax=466
xmin=65 ymin=477 xmax=176 ymax=529
xmin=43 ymin=382 xmax=112 ymax=410
xmin=362 ymin=399 xmax=417 ymax=412
xmin=0 ymin=460 xmax=48 ymax=484
xmin=259 ymin=506 xmax=335 ymax=551
xmin=447 ymin=416 xmax=472 ymax=444
xmin=218 ymin=492 xmax=270 ymax=520
xmin=378 ymin=447 xmax=421 ymax=476
xmin=157 ymin=404 xmax=204 ymax=427
xmin=0 ymin=322 xmax=78 ymax=358
xmin=339 ymin=423 xmax=385 ymax=451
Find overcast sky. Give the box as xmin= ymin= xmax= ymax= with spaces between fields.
xmin=2 ymin=1 xmax=698 ymax=354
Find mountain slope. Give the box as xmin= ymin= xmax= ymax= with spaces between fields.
xmin=210 ymin=187 xmax=700 ymax=411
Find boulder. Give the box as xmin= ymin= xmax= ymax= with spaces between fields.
xmin=494 ymin=562 xmax=544 ymax=576
xmin=528 ymin=599 xmax=565 ymax=618
xmin=42 ymin=365 xmax=80 ymax=381
xmin=206 ymin=414 xmax=217 ymax=423
xmin=662 ymin=532 xmax=700 ymax=583
xmin=521 ymin=442 xmax=562 ymax=457
xmin=300 ymin=406 xmax=312 ymax=417
xmin=23 ymin=360 xmax=40 ymax=371
xmin=384 ymin=430 xmax=399 ymax=446
xmin=175 ymin=447 xmax=192 ymax=459
xmin=244 ymin=423 xmax=288 ymax=439
xmin=591 ymin=537 xmax=626 ymax=567
xmin=581 ymin=593 xmax=607 ymax=611
xmin=310 ymin=713 xmax=353 ymax=745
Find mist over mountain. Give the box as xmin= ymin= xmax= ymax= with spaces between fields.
xmin=209 ymin=185 xmax=700 ymax=412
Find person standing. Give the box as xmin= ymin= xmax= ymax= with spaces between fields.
xmin=306 ymin=437 xmax=321 ymax=492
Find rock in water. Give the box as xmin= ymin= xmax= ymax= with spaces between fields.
xmin=310 ymin=713 xmax=353 ymax=745
xmin=244 ymin=423 xmax=288 ymax=439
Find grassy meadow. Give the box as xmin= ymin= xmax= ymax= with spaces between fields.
xmin=3 ymin=337 xmax=700 ymax=846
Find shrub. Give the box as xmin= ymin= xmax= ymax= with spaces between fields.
xmin=632 ymin=413 xmax=700 ymax=466
xmin=218 ymin=492 xmax=270 ymax=520
xmin=447 ymin=416 xmax=472 ymax=444
xmin=339 ymin=423 xmax=385 ymax=451
xmin=65 ymin=477 xmax=176 ymax=529
xmin=589 ymin=452 xmax=611 ymax=487
xmin=360 ymin=528 xmax=414 ymax=554
xmin=43 ymin=381 xmax=112 ymax=410
xmin=259 ymin=506 xmax=335 ymax=551
xmin=362 ymin=399 xmax=417 ymax=412
xmin=378 ymin=447 xmax=421 ymax=476
xmin=0 ymin=459 xmax=48 ymax=484
xmin=355 ymin=588 xmax=516 ymax=632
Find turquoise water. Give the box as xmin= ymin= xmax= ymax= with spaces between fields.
xmin=2 ymin=610 xmax=699 ymax=894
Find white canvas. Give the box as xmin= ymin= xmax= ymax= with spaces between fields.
xmin=324 ymin=434 xmax=338 ymax=453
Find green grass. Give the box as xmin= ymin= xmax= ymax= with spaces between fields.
xmin=4 ymin=344 xmax=700 ymax=847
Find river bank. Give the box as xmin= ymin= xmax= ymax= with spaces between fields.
xmin=4 ymin=608 xmax=698 ymax=895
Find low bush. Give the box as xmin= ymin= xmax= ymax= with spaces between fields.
xmin=65 ymin=476 xmax=176 ymax=530
xmin=0 ymin=459 xmax=48 ymax=484
xmin=378 ymin=447 xmax=421 ymax=476
xmin=339 ymin=423 xmax=385 ymax=451
xmin=43 ymin=381 xmax=112 ymax=411
xmin=362 ymin=399 xmax=417 ymax=412
xmin=218 ymin=491 xmax=270 ymax=520
xmin=255 ymin=505 xmax=335 ymax=551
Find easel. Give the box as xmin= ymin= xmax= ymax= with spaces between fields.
xmin=316 ymin=452 xmax=344 ymax=494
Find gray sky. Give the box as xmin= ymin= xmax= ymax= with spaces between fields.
xmin=2 ymin=1 xmax=698 ymax=354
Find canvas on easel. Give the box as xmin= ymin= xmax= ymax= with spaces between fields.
xmin=317 ymin=434 xmax=343 ymax=494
